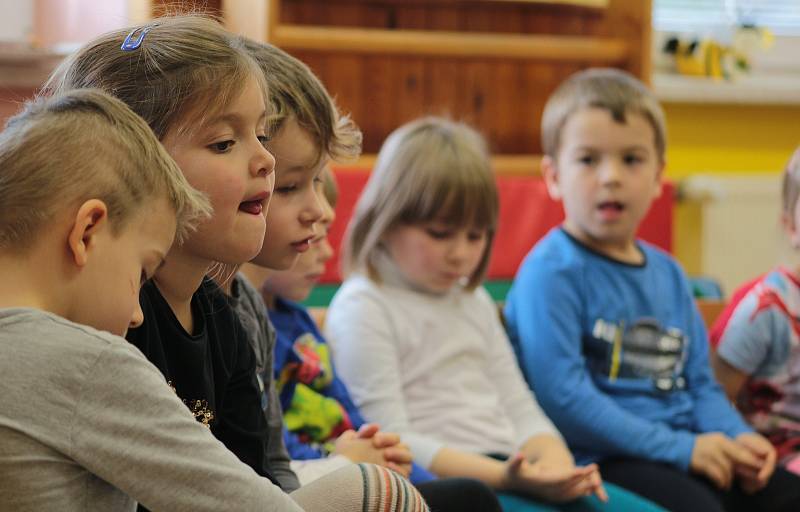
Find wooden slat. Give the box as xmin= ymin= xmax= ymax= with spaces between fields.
xmin=341 ymin=154 xmax=542 ymax=176
xmin=272 ymin=25 xmax=629 ymax=63
xmin=490 ymin=0 xmax=609 ymax=7
xmin=606 ymin=0 xmax=651 ymax=81
xmin=267 ymin=0 xmax=280 ymax=41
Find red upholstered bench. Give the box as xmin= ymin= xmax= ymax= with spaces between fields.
xmin=321 ymin=167 xmax=674 ymax=285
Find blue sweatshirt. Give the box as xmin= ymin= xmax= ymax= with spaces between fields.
xmin=504 ymin=228 xmax=751 ymax=470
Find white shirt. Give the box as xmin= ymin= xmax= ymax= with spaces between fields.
xmin=325 ymin=256 xmax=559 ymax=469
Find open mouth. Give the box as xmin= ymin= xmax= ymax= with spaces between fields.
xmin=239 ymin=191 xmax=269 ymax=215
xmin=598 ymin=201 xmax=625 ymax=214
xmin=291 ymin=237 xmax=314 ymax=253
xmin=598 ymin=201 xmax=625 ymax=212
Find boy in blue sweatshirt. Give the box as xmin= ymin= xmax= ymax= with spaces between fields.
xmin=504 ymin=68 xmax=800 ymax=512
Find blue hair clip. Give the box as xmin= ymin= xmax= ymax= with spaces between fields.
xmin=121 ymin=27 xmax=151 ymax=51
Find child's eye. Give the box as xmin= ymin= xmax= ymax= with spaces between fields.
xmin=467 ymin=231 xmax=486 ymax=242
xmin=426 ymin=228 xmax=452 ymax=240
xmin=209 ymin=140 xmax=234 ymax=153
xmin=257 ymin=134 xmax=270 ymax=148
xmin=275 ymin=184 xmax=297 ymax=194
xmin=624 ymin=154 xmax=643 ymax=165
xmin=578 ymin=155 xmax=595 ymax=165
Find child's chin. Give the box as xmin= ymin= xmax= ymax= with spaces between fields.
xmin=221 ymin=244 xmax=266 ymax=266
xmin=294 ymin=287 xmax=313 ymax=303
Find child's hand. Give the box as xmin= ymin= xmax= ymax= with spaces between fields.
xmin=354 ymin=424 xmax=413 ymax=476
xmin=690 ymin=433 xmax=762 ymax=490
xmin=357 ymin=423 xmax=402 ymax=449
xmin=502 ymin=453 xmax=604 ymax=503
xmin=334 ymin=430 xmax=412 ymax=478
xmin=734 ymin=432 xmax=776 ymax=493
xmin=356 ymin=423 xmax=381 ymax=440
xmin=334 ymin=430 xmax=389 ymax=466
xmin=370 ymin=431 xmax=402 ymax=450
xmin=380 ymin=440 xmax=413 ymax=478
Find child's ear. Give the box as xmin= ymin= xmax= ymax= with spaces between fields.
xmin=541 ymin=155 xmax=562 ymax=200
xmin=67 ymin=199 xmax=109 ymax=267
xmin=652 ymin=159 xmax=667 ymax=199
xmin=782 ymin=211 xmax=800 ymax=248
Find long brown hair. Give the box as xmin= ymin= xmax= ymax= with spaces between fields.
xmin=44 ymin=14 xmax=266 ymax=142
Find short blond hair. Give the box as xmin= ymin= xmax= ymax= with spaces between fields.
xmin=45 ymin=15 xmax=266 ymax=141
xmin=0 ymin=89 xmax=211 ymax=253
xmin=541 ymin=68 xmax=667 ymax=163
xmin=343 ymin=117 xmax=498 ymax=290
xmin=240 ymin=38 xmax=362 ymax=167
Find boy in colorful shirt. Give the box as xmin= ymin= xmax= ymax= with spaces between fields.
xmin=712 ymin=148 xmax=800 ymax=474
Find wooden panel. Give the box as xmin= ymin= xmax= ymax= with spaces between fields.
xmin=219 ymin=0 xmax=651 ymax=161
xmin=281 ymin=0 xmax=613 ymax=35
xmin=296 ymin=54 xmax=592 ymax=154
xmin=267 ymin=0 xmax=648 ymax=157
xmin=152 ymin=0 xmax=221 ymax=17
xmin=605 ymin=0 xmax=651 ymax=81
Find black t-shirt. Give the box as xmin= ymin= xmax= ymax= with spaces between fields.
xmin=126 ymin=278 xmax=277 ymax=487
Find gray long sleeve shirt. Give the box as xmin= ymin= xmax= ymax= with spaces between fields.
xmin=230 ymin=274 xmax=301 ymax=492
xmin=0 ymin=308 xmax=303 ymax=512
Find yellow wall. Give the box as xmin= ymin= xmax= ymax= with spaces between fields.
xmin=664 ymin=103 xmax=800 ymax=178
xmin=664 ymin=102 xmax=800 ymax=274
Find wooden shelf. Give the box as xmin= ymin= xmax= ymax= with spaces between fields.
xmin=273 ymin=25 xmax=630 ymax=63
xmin=339 ymin=153 xmax=542 ymax=176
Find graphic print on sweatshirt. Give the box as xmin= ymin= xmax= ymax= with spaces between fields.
xmin=277 ymin=332 xmax=354 ymax=449
xmin=586 ymin=318 xmax=687 ymax=392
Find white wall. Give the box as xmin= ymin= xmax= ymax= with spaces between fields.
xmin=682 ymin=173 xmax=790 ymax=296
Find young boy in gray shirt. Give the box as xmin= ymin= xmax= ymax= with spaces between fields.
xmin=0 ymin=90 xmax=305 ymax=512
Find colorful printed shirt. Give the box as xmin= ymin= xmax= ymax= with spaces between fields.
xmin=270 ymin=297 xmax=435 ymax=484
xmin=715 ymin=267 xmax=800 ymax=462
xmin=270 ymin=297 xmax=363 ymax=458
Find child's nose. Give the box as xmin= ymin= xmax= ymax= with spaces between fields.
xmin=252 ymin=144 xmax=276 ymax=179
xmin=448 ymin=237 xmax=471 ymax=262
xmin=599 ymin=160 xmax=623 ymax=184
xmin=129 ymin=302 xmax=145 ymax=329
xmin=301 ymin=191 xmax=325 ymax=225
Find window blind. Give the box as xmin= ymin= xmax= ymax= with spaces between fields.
xmin=654 ymin=0 xmax=800 ymax=35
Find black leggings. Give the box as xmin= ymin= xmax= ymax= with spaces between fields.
xmin=416 ymin=477 xmax=502 ymax=512
xmin=599 ymin=458 xmax=800 ymax=512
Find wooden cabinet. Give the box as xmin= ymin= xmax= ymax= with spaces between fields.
xmin=242 ymin=0 xmax=652 ymax=164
